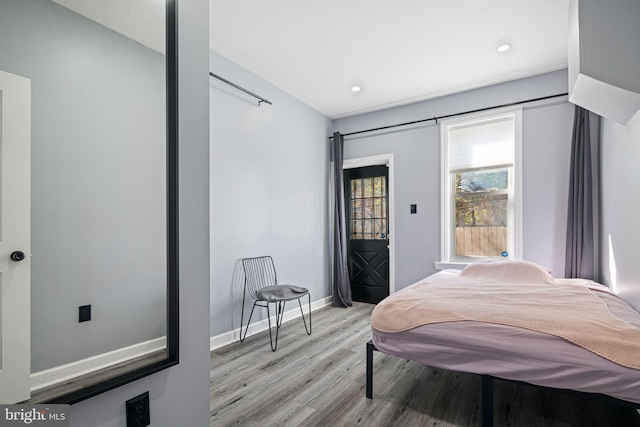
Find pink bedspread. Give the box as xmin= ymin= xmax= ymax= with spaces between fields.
xmin=372 ymin=262 xmax=640 ymax=369
xmin=371 ymin=269 xmax=640 ymax=404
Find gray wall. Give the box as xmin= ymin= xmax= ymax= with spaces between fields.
xmin=209 ymin=51 xmax=332 ymax=337
xmin=578 ymin=0 xmax=640 ymax=94
xmin=70 ymin=0 xmax=211 ymax=425
xmin=0 ymin=0 xmax=166 ymax=372
xmin=600 ymin=114 xmax=640 ymax=311
xmin=335 ymin=70 xmax=574 ymax=290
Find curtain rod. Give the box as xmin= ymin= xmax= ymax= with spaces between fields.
xmin=331 ymin=92 xmax=568 ymax=139
xmin=209 ymin=72 xmax=273 ymax=105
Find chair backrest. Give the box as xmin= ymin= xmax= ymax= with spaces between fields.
xmin=241 ymin=256 xmax=278 ymax=300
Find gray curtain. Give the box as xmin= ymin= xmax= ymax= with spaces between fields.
xmin=565 ymin=105 xmax=600 ymax=279
xmin=331 ymin=132 xmax=352 ymax=307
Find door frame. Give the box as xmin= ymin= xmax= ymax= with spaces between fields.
xmin=343 ymin=154 xmax=395 ymax=295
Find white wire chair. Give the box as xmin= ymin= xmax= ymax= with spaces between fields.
xmin=239 ymin=256 xmax=312 ymax=351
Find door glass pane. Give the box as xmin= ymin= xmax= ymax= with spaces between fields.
xmin=375 ymin=219 xmax=387 ymax=239
xmin=374 ymin=177 xmax=382 ymax=197
xmin=364 ymin=199 xmax=373 ymax=218
xmin=352 ymin=199 xmax=362 ymax=219
xmin=350 ymin=174 xmax=387 ymax=240
xmin=363 ymin=219 xmax=372 ymax=238
xmin=374 ymin=198 xmax=383 ymax=218
xmin=351 ymin=220 xmax=363 ymax=240
xmin=352 ymin=179 xmax=362 ymax=199
xmin=363 ymin=178 xmax=373 ymax=198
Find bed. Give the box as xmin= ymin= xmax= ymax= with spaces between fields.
xmin=365 ymin=261 xmax=640 ymax=426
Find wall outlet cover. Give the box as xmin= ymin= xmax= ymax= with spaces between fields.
xmin=79 ymin=305 xmax=91 ymax=322
xmin=126 ymin=391 xmax=150 ymax=427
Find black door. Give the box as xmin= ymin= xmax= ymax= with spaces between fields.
xmin=344 ymin=165 xmax=389 ymax=304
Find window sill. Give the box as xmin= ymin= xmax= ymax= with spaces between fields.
xmin=434 ymin=262 xmax=469 ymax=270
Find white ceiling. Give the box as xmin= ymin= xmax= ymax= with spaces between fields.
xmin=52 ymin=0 xmax=571 ymax=119
xmin=211 ymin=0 xmax=571 ymax=118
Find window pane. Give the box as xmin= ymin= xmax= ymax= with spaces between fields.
xmin=375 ymin=219 xmax=387 ymax=239
xmin=455 ymin=193 xmax=508 ymax=227
xmin=455 ymin=191 xmax=508 ymax=256
xmin=364 ymin=219 xmax=372 ymax=237
xmin=456 ymin=169 xmax=508 ymax=194
xmin=364 ymin=198 xmax=373 ymax=219
xmin=352 ymin=220 xmax=363 ymax=238
xmin=455 ymin=224 xmax=507 ymax=257
xmin=363 ymin=178 xmax=373 ymax=198
xmin=352 ymin=179 xmax=362 ymax=199
xmin=352 ymin=199 xmax=362 ymax=219
xmin=374 ymin=177 xmax=382 ymax=197
xmin=373 ymin=198 xmax=387 ymax=219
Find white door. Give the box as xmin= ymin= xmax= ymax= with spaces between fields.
xmin=0 ymin=69 xmax=31 ymax=403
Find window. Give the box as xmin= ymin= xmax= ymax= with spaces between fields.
xmin=440 ymin=107 xmax=522 ymax=264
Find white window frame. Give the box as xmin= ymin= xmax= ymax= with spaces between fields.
xmin=437 ymin=106 xmax=523 ymax=269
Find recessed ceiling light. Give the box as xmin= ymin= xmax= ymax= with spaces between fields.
xmin=351 ymin=85 xmax=361 ymax=93
xmin=497 ymin=44 xmax=511 ymax=53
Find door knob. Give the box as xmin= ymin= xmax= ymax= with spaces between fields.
xmin=10 ymin=251 xmax=25 ymax=262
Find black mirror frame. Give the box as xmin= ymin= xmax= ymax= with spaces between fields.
xmin=46 ymin=0 xmax=179 ymax=404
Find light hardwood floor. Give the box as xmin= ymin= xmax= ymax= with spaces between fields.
xmin=210 ymin=302 xmax=640 ymax=426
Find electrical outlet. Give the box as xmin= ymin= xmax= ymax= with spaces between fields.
xmin=410 ymin=204 xmax=417 ymax=214
xmin=126 ymin=391 xmax=150 ymax=427
xmin=79 ymin=305 xmax=91 ymax=322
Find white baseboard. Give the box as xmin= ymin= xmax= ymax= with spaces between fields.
xmin=210 ymin=296 xmax=332 ymax=351
xmin=31 ymin=336 xmax=166 ymax=391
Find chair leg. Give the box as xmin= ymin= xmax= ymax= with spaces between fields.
xmin=298 ymin=294 xmax=312 ymax=335
xmin=267 ymin=302 xmax=283 ymax=351
xmin=239 ymin=301 xmax=258 ymax=342
xmin=276 ymin=301 xmax=286 ymax=329
xmin=265 ymin=297 xmax=310 ymax=351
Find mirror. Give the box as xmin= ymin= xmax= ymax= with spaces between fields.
xmin=0 ymin=0 xmax=178 ymax=404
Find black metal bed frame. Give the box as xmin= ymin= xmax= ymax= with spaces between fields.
xmin=365 ymin=340 xmax=640 ymax=427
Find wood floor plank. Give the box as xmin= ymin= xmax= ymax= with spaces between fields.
xmin=210 ymin=302 xmax=640 ymax=426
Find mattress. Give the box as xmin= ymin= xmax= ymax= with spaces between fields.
xmin=372 ymin=269 xmax=640 ymax=404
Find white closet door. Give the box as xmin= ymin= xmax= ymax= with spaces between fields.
xmin=0 ymin=69 xmax=31 ymax=404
